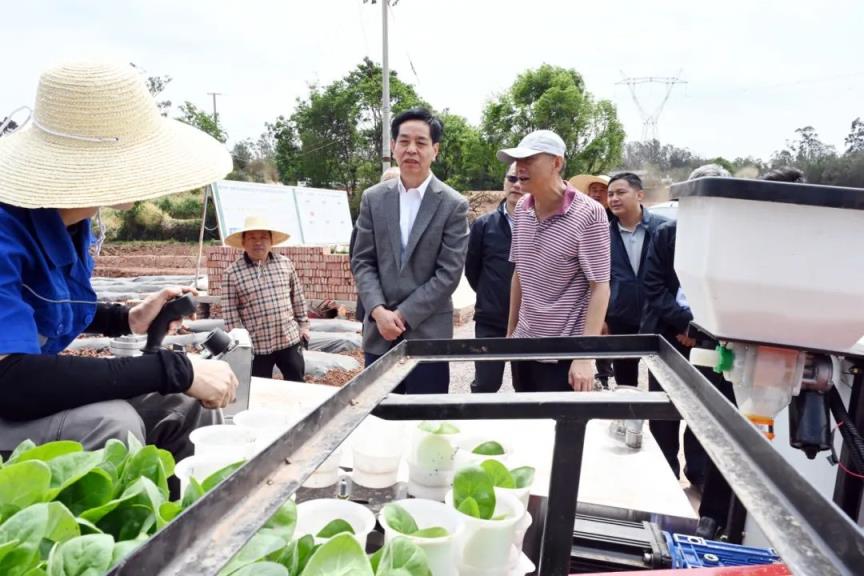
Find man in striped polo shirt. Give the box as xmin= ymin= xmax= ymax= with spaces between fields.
xmin=499 ymin=130 xmax=611 ymax=392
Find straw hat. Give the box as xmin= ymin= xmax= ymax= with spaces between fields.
xmin=0 ymin=60 xmax=232 ymax=209
xmin=568 ymin=174 xmax=610 ymax=194
xmin=224 ymin=216 xmax=290 ymax=248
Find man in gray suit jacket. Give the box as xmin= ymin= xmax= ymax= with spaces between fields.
xmin=351 ymin=108 xmax=469 ymax=394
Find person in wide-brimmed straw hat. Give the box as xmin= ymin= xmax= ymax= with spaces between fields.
xmin=0 ymin=60 xmax=237 ymax=462
xmin=568 ymin=174 xmax=611 ymax=211
xmin=222 ymin=215 xmax=310 ymax=382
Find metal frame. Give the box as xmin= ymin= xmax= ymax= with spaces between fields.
xmin=109 ymin=336 xmax=864 ymax=576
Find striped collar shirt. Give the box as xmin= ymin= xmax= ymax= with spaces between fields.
xmin=509 ymin=185 xmax=610 ymax=338
xmin=222 ymin=252 xmax=309 ymax=354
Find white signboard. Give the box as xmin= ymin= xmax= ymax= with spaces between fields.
xmin=211 ymin=180 xmax=352 ymax=246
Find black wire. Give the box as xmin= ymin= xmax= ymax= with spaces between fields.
xmin=828 ymin=386 xmax=864 ymax=472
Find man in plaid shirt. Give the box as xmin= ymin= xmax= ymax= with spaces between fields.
xmin=222 ymin=216 xmax=310 ymax=381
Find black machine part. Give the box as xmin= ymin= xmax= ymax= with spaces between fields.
xmin=202 ymin=328 xmax=235 ymax=357
xmin=570 ymin=514 xmax=671 ymax=572
xmin=143 ymin=294 xmax=198 ymax=354
xmin=789 ymin=353 xmax=835 ymax=459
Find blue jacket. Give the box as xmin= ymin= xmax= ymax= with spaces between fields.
xmin=639 ymin=220 xmax=693 ymax=338
xmin=606 ymin=206 xmax=667 ymax=327
xmin=465 ymin=201 xmax=514 ymax=331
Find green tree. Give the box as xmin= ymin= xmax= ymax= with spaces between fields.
xmin=845 ymin=117 xmax=864 ymax=154
xmin=481 ymin=64 xmax=625 ymax=177
xmin=176 ymin=101 xmax=227 ymax=143
xmin=434 ymin=112 xmax=497 ymax=191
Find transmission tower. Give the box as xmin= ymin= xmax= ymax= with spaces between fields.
xmin=617 ymin=74 xmax=686 ymax=141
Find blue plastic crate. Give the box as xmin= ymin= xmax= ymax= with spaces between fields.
xmin=664 ymin=532 xmax=781 ymax=568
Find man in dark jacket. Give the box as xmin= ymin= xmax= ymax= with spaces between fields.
xmin=465 ymin=163 xmax=525 ymax=392
xmin=605 ymin=172 xmax=667 ymax=387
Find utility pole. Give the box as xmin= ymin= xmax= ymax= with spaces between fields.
xmin=616 ymin=74 xmax=686 ymax=142
xmin=381 ymin=0 xmax=391 ymax=174
xmin=364 ymin=0 xmax=398 ymax=174
xmin=207 ymin=91 xmax=222 ymax=128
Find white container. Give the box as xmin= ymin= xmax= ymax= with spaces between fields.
xmin=673 ymin=181 xmax=864 ymax=351
xmin=351 ymin=417 xmax=405 ymax=489
xmin=378 ymin=499 xmax=463 ymax=576
xmin=189 ymin=424 xmax=257 ymax=461
xmin=494 ymin=485 xmax=531 ymax=515
xmin=174 ymin=455 xmax=243 ymax=495
xmin=407 ymin=423 xmax=460 ymax=499
xmin=457 ymin=545 xmax=534 ymax=575
xmin=233 ymin=408 xmax=300 ymax=453
xmin=445 ymin=490 xmax=524 ymax=571
xmin=301 ymin=449 xmax=343 ymax=488
xmin=453 ymin=435 xmax=513 ymax=470
xmin=295 ymin=498 xmax=376 ymax=546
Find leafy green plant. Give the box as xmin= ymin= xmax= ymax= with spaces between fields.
xmin=381 ymin=504 xmax=447 ymax=539
xmin=452 ymin=466 xmax=497 ymax=520
xmin=417 ymin=422 xmax=459 ymax=435
xmin=471 ymin=441 xmax=505 ymax=456
xmin=315 ymin=519 xmax=354 ymax=539
xmin=480 ymin=460 xmax=536 ymax=490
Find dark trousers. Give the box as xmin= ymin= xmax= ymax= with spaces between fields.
xmin=512 ymin=360 xmax=572 ymax=393
xmin=606 ymin=320 xmax=640 ymax=387
xmin=697 ymin=373 xmax=736 ymax=526
xmin=252 ymin=342 xmax=305 ymax=382
xmin=472 ymin=322 xmax=508 ymax=393
xmin=365 ymin=352 xmax=450 ymax=394
xmin=647 ymin=337 xmax=705 ymax=480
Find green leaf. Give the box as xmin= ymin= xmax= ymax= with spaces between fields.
xmin=510 ymin=466 xmax=536 ymax=489
xmin=181 ymin=478 xmax=205 ymax=509
xmin=368 ymin=547 xmax=383 ymax=574
xmin=22 ymin=565 xmax=48 ymax=576
xmin=0 ymin=503 xmax=79 ymax=576
xmin=98 ymin=440 xmax=128 ymax=482
xmin=381 ymin=504 xmax=418 ymax=536
xmin=8 ymin=442 xmax=82 ymax=465
xmin=480 ymin=460 xmax=515 ymax=489
xmin=452 ymin=466 xmax=496 ymax=520
xmin=156 ymin=449 xmax=175 ymax=482
xmin=230 ymin=562 xmax=290 ymax=576
xmin=374 ymin=537 xmax=431 ymax=576
xmin=315 ymin=519 xmax=354 ymax=538
xmin=471 ymin=441 xmax=505 ymax=456
xmin=158 ymin=501 xmax=183 ymax=523
xmin=75 ymin=518 xmax=102 ymax=536
xmin=0 ymin=461 xmax=52 ymax=509
xmin=119 ymin=446 xmax=169 ymax=498
xmin=409 ymin=527 xmax=448 ymax=539
xmin=263 ymin=500 xmax=297 ymax=542
xmin=201 ymin=461 xmax=245 ymax=493
xmin=47 ymin=534 xmax=114 ymax=576
xmin=455 ymin=497 xmax=480 ymax=518
xmin=278 ymin=534 xmax=315 ymax=576
xmin=217 ymin=533 xmax=286 ymax=576
xmin=45 ymin=452 xmax=104 ymax=500
xmin=109 ymin=534 xmax=147 ymax=568
xmin=56 ymin=468 xmax=114 ymax=516
xmin=300 ymin=533 xmax=372 ymax=576
xmin=125 ymin=433 xmax=143 ymax=457
xmin=417 ymin=421 xmax=459 ymax=435
xmin=8 ymin=440 xmax=37 ymax=462
xmin=82 ymin=478 xmax=163 ymax=540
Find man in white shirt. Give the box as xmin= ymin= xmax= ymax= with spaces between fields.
xmin=351 ymin=108 xmax=469 ymax=393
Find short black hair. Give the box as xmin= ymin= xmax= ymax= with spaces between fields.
xmin=608 ymin=172 xmax=643 ymax=190
xmin=390 ymin=108 xmax=443 ymax=143
xmin=763 ymin=167 xmax=806 ymax=183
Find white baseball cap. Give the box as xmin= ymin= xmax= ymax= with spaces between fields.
xmin=496 ymin=129 xmax=566 ymax=163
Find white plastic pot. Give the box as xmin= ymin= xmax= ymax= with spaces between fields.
xmin=295 ymin=498 xmax=376 ymax=546
xmin=453 ymin=435 xmax=513 ymax=469
xmin=444 ymin=490 xmax=525 ymax=571
xmin=301 ymin=448 xmax=343 ymax=488
xmin=351 ymin=417 xmax=405 ymax=489
xmin=494 ymin=485 xmax=531 ymax=511
xmin=457 ymin=545 xmax=534 ymax=575
xmin=407 ymin=424 xmax=460 ymax=499
xmin=233 ymin=408 xmax=300 ymax=453
xmin=378 ymin=499 xmax=463 ymax=576
xmin=189 ymin=424 xmax=257 ymax=461
xmin=174 ymin=455 xmax=243 ymax=496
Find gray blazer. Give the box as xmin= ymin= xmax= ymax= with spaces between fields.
xmin=351 ymin=175 xmax=469 ymax=355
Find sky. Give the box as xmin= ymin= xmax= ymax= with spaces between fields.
xmin=3 ymin=0 xmax=863 ymax=162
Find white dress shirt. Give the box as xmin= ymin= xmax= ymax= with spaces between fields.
xmin=398 ymin=173 xmax=433 ymax=262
